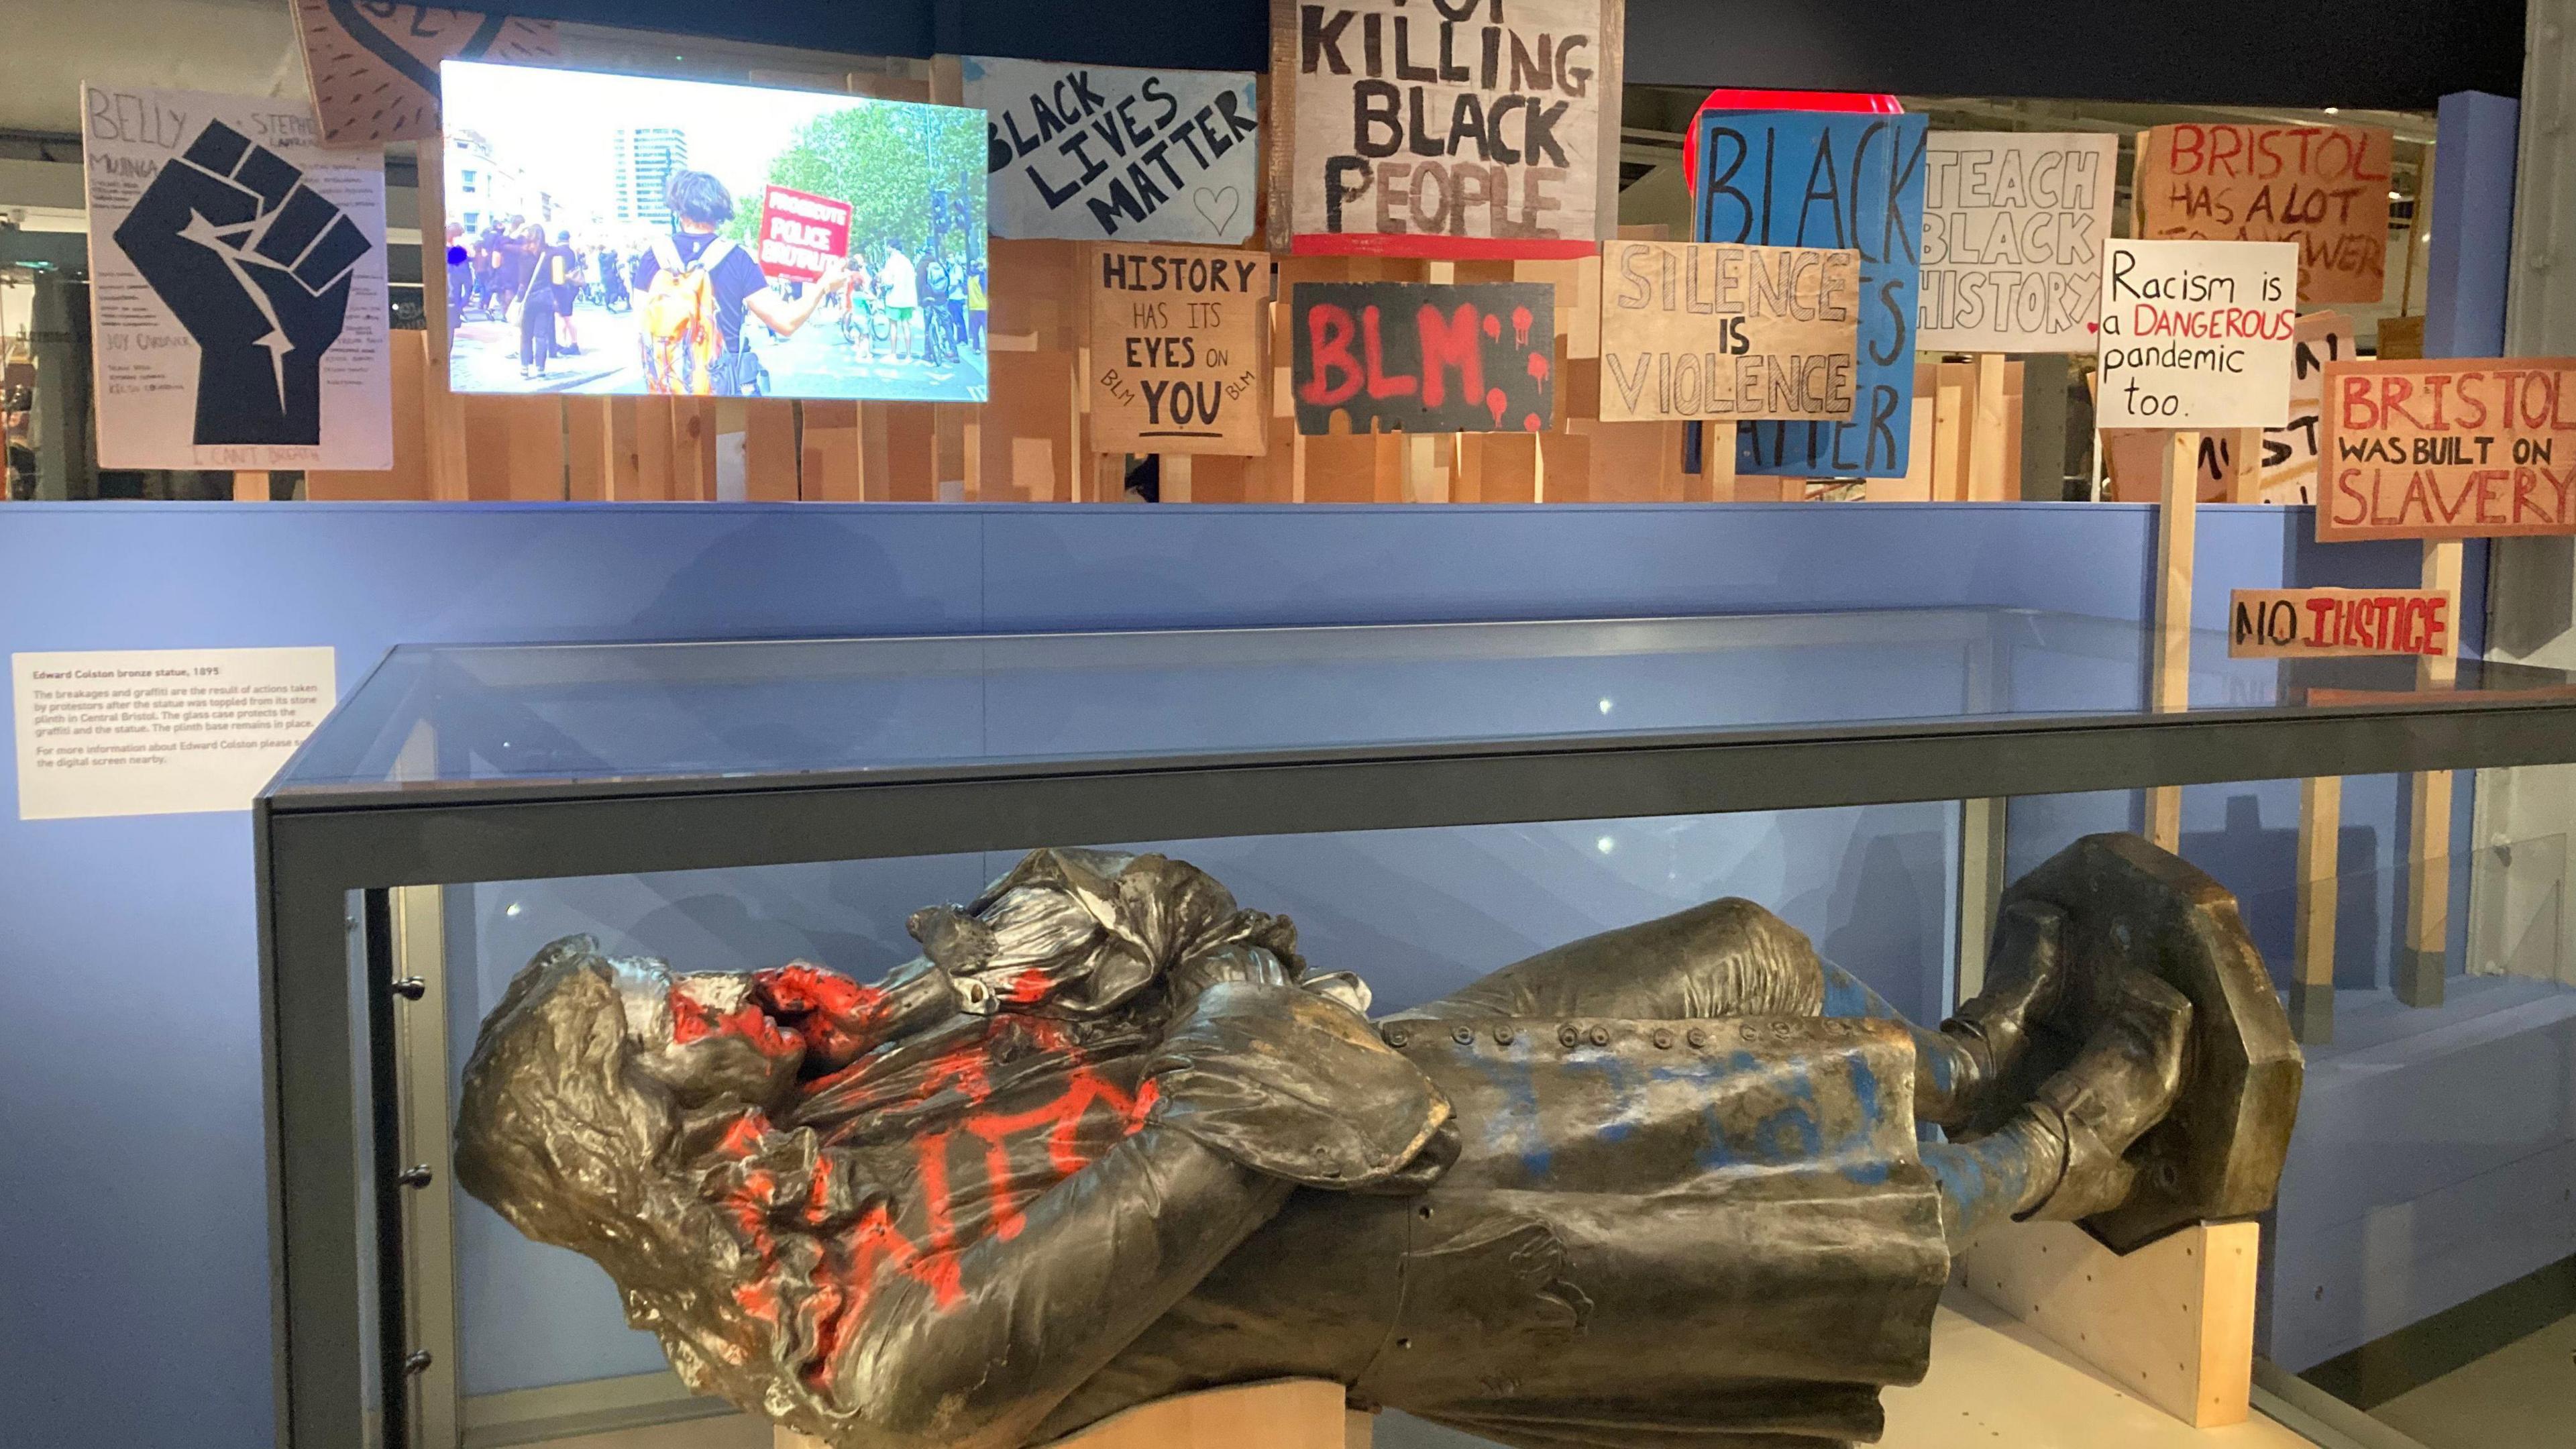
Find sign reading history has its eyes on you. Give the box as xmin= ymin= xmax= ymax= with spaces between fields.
xmin=1275 ymin=0 xmax=1607 ymax=258
xmin=1089 ymin=245 xmax=1271 ymax=455
xmin=1694 ymin=109 xmax=1930 ymax=479
xmin=965 ymin=56 xmax=1261 ymax=244
xmin=1291 ymin=280 xmax=1556 ymax=434
xmin=2133 ymin=123 xmax=2395 ymax=307
xmin=2094 ymin=239 xmax=2296 ymax=431
xmin=1916 ymin=132 xmax=2118 ymax=354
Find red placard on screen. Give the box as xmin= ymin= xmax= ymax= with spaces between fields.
xmin=756 ymin=185 xmax=853 ymax=282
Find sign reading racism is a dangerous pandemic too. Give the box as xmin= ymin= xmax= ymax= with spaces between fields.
xmin=2317 ymin=358 xmax=2576 ymax=541
xmin=81 ymin=85 xmax=390 ymax=470
xmin=1276 ymin=0 xmax=1605 ymax=257
xmin=1695 ymin=110 xmax=1929 ymax=479
xmin=1917 ymin=132 xmax=2117 ymax=354
xmin=965 ymin=56 xmax=1260 ymax=244
xmin=1597 ymin=240 xmax=1861 ymax=423
xmin=2095 ymin=239 xmax=2296 ymax=430
xmin=1089 ymin=245 xmax=1270 ymax=455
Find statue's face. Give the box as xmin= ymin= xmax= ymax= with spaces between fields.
xmin=593 ymin=955 xmax=808 ymax=1112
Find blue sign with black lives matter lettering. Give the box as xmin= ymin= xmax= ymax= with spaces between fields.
xmin=1694 ymin=111 xmax=1928 ymax=478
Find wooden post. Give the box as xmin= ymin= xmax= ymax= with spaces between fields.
xmin=2146 ymin=429 xmax=2200 ymax=852
xmin=744 ymin=401 xmax=799 ymax=501
xmin=413 ymin=133 xmax=468 ymax=500
xmin=2227 ymin=425 xmax=2265 ymax=502
xmin=231 ymin=471 xmax=269 ymax=501
xmin=2292 ymin=775 xmax=2344 ymax=1044
xmin=1161 ymin=452 xmax=1193 ymax=502
xmin=2400 ymin=538 xmax=2466 ymax=1006
xmin=1967 ymin=352 xmax=2010 ymax=500
xmin=1411 ymin=258 xmax=1460 ymax=503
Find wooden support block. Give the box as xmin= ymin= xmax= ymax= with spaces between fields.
xmin=231 ymin=471 xmax=269 ymax=502
xmin=744 ymin=401 xmax=799 ymax=501
xmin=633 ymin=396 xmax=676 ymax=501
xmin=2228 ymin=427 xmax=2265 ymax=503
xmin=458 ymin=396 xmax=511 ymax=500
xmin=2147 ymin=429 xmax=2200 ymax=851
xmin=1161 ymin=452 xmax=1194 ymax=502
xmin=671 ymin=398 xmax=716 ymax=500
xmin=1957 ymin=1220 xmax=2258 ymax=1430
xmin=859 ymin=402 xmax=895 ymax=500
xmin=2292 ymin=775 xmax=2343 ymax=1044
xmin=1967 ymin=353 xmax=2010 ymax=500
xmin=886 ymin=404 xmax=936 ymax=500
xmin=2400 ymin=539 xmax=2465 ymax=1006
xmin=1931 ymin=366 xmax=1968 ymax=501
xmin=602 ymin=398 xmax=641 ymax=499
xmin=504 ymin=398 xmax=565 ymax=500
xmin=1013 ymin=437 xmax=1058 ymax=501
xmin=775 ymin=1381 xmax=1365 ymax=1449
xmin=565 ymin=398 xmax=610 ymax=501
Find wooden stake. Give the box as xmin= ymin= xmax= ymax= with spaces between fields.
xmin=1967 ymin=352 xmax=2010 ymax=500
xmin=414 ymin=133 xmax=468 ymax=500
xmin=1161 ymin=452 xmax=1193 ymax=502
xmin=2227 ymin=426 xmax=2265 ymax=502
xmin=2147 ymin=429 xmax=2201 ymax=851
xmin=2292 ymin=774 xmax=2343 ymax=1043
xmin=2400 ymin=538 xmax=2466 ymax=1006
xmin=231 ymin=471 xmax=269 ymax=501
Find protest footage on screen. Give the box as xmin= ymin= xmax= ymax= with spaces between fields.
xmin=436 ymin=61 xmax=988 ymax=402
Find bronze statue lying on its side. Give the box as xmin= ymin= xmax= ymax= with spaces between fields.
xmin=456 ymin=833 xmax=2299 ymax=1449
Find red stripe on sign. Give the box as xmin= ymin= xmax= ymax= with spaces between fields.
xmin=1291 ymin=234 xmax=1600 ymax=261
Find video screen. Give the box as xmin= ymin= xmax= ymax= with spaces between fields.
xmin=437 ymin=62 xmax=987 ymax=401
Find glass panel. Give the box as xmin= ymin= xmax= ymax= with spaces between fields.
xmin=274 ymin=608 xmax=2576 ymax=794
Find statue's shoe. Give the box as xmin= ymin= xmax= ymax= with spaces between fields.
xmin=1992 ymin=833 xmax=2305 ymax=1252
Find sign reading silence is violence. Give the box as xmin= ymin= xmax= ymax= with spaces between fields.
xmin=2318 ymin=358 xmax=2576 ymax=541
xmin=1597 ymin=240 xmax=1861 ymax=423
xmin=1291 ymin=280 xmax=1556 ymax=433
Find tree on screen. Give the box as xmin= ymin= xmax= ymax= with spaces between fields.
xmin=727 ymin=104 xmax=987 ymax=264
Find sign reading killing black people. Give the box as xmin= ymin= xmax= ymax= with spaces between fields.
xmin=1695 ymin=110 xmax=1929 ymax=478
xmin=1291 ymin=280 xmax=1555 ymax=434
xmin=81 ymin=85 xmax=391 ymax=470
xmin=437 ymin=62 xmax=987 ymax=401
xmin=965 ymin=57 xmax=1259 ymax=244
xmin=1277 ymin=0 xmax=1605 ymax=257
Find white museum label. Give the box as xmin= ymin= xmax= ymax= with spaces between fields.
xmin=13 ymin=647 xmax=335 ymax=820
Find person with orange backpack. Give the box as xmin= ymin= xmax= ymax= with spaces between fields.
xmin=635 ymin=170 xmax=845 ymax=396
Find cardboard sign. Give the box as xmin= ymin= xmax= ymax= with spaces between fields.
xmin=1290 ymin=280 xmax=1555 ymax=434
xmin=2229 ymin=589 xmax=2451 ymax=659
xmin=2317 ymin=358 xmax=2576 ymax=541
xmin=2259 ymin=310 xmax=2358 ymax=503
xmin=82 ymin=86 xmax=392 ymax=470
xmin=1695 ymin=111 xmax=1929 ymax=478
xmin=1276 ymin=0 xmax=1604 ymax=258
xmin=1597 ymin=240 xmax=1860 ymax=423
xmin=292 ymin=0 xmax=556 ymax=147
xmin=1917 ymin=132 xmax=2117 ymax=354
xmin=2134 ymin=123 xmax=2394 ymax=306
xmin=965 ymin=56 xmax=1260 ymax=244
xmin=2096 ymin=239 xmax=2296 ymax=430
xmin=756 ymin=185 xmax=853 ymax=282
xmin=1088 ymin=245 xmax=1269 ymax=455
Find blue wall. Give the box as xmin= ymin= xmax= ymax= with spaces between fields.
xmin=0 ymin=500 xmax=2455 ymax=1446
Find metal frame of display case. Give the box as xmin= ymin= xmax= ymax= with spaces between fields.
xmin=255 ymin=621 xmax=2576 ymax=1449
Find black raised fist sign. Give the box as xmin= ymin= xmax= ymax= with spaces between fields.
xmin=113 ymin=119 xmax=369 ymax=447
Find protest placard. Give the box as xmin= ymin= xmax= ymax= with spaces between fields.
xmin=757 ymin=186 xmax=853 ymax=282
xmin=1088 ymin=245 xmax=1269 ymax=455
xmin=1274 ymin=0 xmax=1605 ymax=258
xmin=1917 ymin=132 xmax=2116 ymax=353
xmin=1291 ymin=281 xmax=1555 ymax=434
xmin=2259 ymin=310 xmax=2357 ymax=503
xmin=83 ymin=86 xmax=390 ymax=469
xmin=1597 ymin=240 xmax=1860 ymax=423
xmin=965 ymin=56 xmax=1260 ymax=244
xmin=1695 ymin=111 xmax=1929 ymax=477
xmin=2229 ymin=588 xmax=2451 ymax=658
xmin=2135 ymin=123 xmax=2394 ymax=305
xmin=292 ymin=0 xmax=555 ymax=147
xmin=2317 ymin=358 xmax=2576 ymax=541
xmin=2095 ymin=239 xmax=2296 ymax=430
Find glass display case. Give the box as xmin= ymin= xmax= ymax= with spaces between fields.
xmin=254 ymin=606 xmax=2576 ymax=1449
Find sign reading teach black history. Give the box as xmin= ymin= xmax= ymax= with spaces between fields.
xmin=81 ymin=85 xmax=390 ymax=470
xmin=1695 ymin=110 xmax=1929 ymax=478
xmin=1089 ymin=245 xmax=1269 ymax=455
xmin=1276 ymin=0 xmax=1604 ymax=258
xmin=965 ymin=56 xmax=1260 ymax=244
xmin=1917 ymin=132 xmax=2116 ymax=353
xmin=1291 ymin=280 xmax=1554 ymax=433
xmin=1597 ymin=240 xmax=1861 ymax=423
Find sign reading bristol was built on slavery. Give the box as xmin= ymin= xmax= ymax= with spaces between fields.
xmin=1597 ymin=240 xmax=1861 ymax=423
xmin=2317 ymin=358 xmax=2576 ymax=541
xmin=1087 ymin=244 xmax=1270 ymax=455
xmin=2094 ymin=239 xmax=2296 ymax=430
xmin=1291 ymin=280 xmax=1556 ymax=433
xmin=1694 ymin=110 xmax=1929 ymax=478
xmin=1275 ymin=0 xmax=1605 ymax=256
xmin=2134 ymin=123 xmax=2394 ymax=306
xmin=1916 ymin=132 xmax=2117 ymax=354
xmin=965 ymin=56 xmax=1260 ymax=244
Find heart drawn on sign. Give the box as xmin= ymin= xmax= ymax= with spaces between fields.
xmin=1191 ymin=186 xmax=1242 ymax=235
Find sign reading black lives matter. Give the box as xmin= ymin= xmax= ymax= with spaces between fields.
xmin=81 ymin=85 xmax=390 ymax=469
xmin=965 ymin=57 xmax=1260 ymax=244
xmin=1291 ymin=280 xmax=1555 ymax=433
xmin=1917 ymin=131 xmax=2118 ymax=354
xmin=1275 ymin=0 xmax=1605 ymax=258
